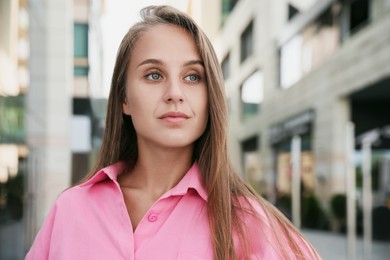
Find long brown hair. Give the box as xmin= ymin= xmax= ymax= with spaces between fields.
xmin=84 ymin=5 xmax=320 ymax=260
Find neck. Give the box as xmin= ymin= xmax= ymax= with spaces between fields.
xmin=119 ymin=144 xmax=194 ymax=200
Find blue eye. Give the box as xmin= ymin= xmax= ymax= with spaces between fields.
xmin=146 ymin=72 xmax=162 ymax=80
xmin=185 ymin=74 xmax=199 ymax=82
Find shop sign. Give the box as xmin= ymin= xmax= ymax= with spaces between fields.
xmin=356 ymin=125 xmax=390 ymax=148
xmin=269 ymin=110 xmax=314 ymax=145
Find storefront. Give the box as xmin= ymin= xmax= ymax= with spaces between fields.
xmin=269 ymin=110 xmax=315 ymax=196
xmin=268 ymin=110 xmax=328 ymax=229
xmin=351 ymin=77 xmax=390 ymax=240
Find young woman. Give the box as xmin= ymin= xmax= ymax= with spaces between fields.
xmin=27 ymin=5 xmax=321 ymax=260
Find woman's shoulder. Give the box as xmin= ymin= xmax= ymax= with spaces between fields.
xmin=56 ymin=184 xmax=86 ymax=201
xmin=53 ymin=178 xmax=113 ymax=211
xmin=47 ymin=186 xmax=87 ymax=216
xmin=235 ymin=195 xmax=321 ymax=259
xmin=56 ymin=162 xmax=127 ymax=207
xmin=234 ymin=195 xmax=272 ymax=227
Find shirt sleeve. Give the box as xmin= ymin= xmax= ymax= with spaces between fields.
xmin=25 ymin=203 xmax=58 ymax=260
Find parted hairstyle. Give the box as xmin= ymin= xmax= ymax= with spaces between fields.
xmin=84 ymin=5 xmax=320 ymax=260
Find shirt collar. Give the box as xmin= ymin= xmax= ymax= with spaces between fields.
xmin=80 ymin=161 xmax=129 ymax=187
xmin=162 ymin=162 xmax=208 ymax=201
xmin=80 ymin=161 xmax=208 ymax=201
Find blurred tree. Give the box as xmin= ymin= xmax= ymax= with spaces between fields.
xmin=330 ymin=193 xmax=347 ymax=233
xmin=301 ymin=193 xmax=329 ymax=230
xmin=5 ymin=174 xmax=24 ymax=220
xmin=0 ymin=174 xmax=24 ymax=224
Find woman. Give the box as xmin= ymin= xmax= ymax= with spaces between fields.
xmin=27 ymin=5 xmax=320 ymax=260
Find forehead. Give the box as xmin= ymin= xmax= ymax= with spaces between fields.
xmin=130 ymin=24 xmax=200 ymax=64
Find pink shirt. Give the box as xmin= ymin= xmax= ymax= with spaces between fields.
xmin=26 ymin=162 xmax=315 ymax=259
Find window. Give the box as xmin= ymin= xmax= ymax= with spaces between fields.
xmin=222 ymin=0 xmax=239 ymax=24
xmin=74 ymin=23 xmax=89 ymax=77
xmin=280 ymin=35 xmax=302 ymax=88
xmin=241 ymin=70 xmax=263 ymax=120
xmin=221 ymin=53 xmax=230 ymax=80
xmin=280 ymin=5 xmax=340 ymax=89
xmin=340 ymin=0 xmax=371 ymax=41
xmin=242 ymin=136 xmax=258 ymax=153
xmin=288 ymin=4 xmax=300 ymax=21
xmin=74 ymin=67 xmax=89 ymax=76
xmin=350 ymin=0 xmax=369 ymax=33
xmin=74 ymin=23 xmax=88 ymax=58
xmin=240 ymin=21 xmax=253 ymax=63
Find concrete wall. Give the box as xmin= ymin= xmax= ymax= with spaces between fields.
xmin=26 ymin=0 xmax=72 ymax=247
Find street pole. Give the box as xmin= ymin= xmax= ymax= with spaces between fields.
xmin=346 ymin=122 xmax=356 ymax=260
xmin=362 ymin=138 xmax=373 ymax=260
xmin=291 ymin=135 xmax=301 ymax=229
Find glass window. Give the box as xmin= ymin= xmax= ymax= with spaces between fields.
xmin=74 ymin=66 xmax=89 ymax=77
xmin=340 ymin=0 xmax=371 ymax=41
xmin=280 ymin=5 xmax=340 ymax=89
xmin=288 ymin=4 xmax=300 ymax=21
xmin=350 ymin=0 xmax=369 ymax=33
xmin=241 ymin=70 xmax=263 ymax=120
xmin=240 ymin=21 xmax=253 ymax=63
xmin=74 ymin=23 xmax=88 ymax=58
xmin=222 ymin=0 xmax=239 ymax=24
xmin=280 ymin=35 xmax=303 ymax=89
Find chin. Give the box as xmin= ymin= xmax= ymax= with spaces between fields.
xmin=162 ymin=141 xmax=195 ymax=149
xmin=157 ymin=137 xmax=198 ymax=149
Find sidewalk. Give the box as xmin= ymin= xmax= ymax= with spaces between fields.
xmin=0 ymin=220 xmax=24 ymax=260
xmin=302 ymin=230 xmax=390 ymax=260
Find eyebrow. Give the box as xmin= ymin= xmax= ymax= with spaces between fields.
xmin=137 ymin=59 xmax=163 ymax=67
xmin=184 ymin=60 xmax=204 ymax=67
xmin=137 ymin=59 xmax=204 ymax=68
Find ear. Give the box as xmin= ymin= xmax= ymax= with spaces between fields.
xmin=122 ymin=99 xmax=131 ymax=115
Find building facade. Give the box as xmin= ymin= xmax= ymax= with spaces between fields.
xmin=24 ymin=0 xmax=106 ymax=253
xmin=214 ymin=0 xmax=390 ymax=222
xmin=0 ymin=0 xmax=29 ymax=258
xmin=26 ymin=0 xmax=73 ymax=252
xmin=71 ymin=0 xmax=106 ymax=185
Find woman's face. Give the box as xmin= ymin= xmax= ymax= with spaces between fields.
xmin=123 ymin=24 xmax=208 ymax=151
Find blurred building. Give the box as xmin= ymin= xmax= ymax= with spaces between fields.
xmin=71 ymin=0 xmax=107 ymax=185
xmin=166 ymin=0 xmax=221 ymax=39
xmin=0 ymin=0 xmax=28 ymax=184
xmin=215 ymin=0 xmax=390 ymax=223
xmin=0 ymin=0 xmax=29 ymax=258
xmin=24 ymin=0 xmax=107 ymax=253
xmin=3 ymin=0 xmax=387 ymax=257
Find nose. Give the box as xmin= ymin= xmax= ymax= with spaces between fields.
xmin=164 ymin=78 xmax=184 ymax=104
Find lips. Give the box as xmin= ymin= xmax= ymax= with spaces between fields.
xmin=159 ymin=111 xmax=190 ymax=123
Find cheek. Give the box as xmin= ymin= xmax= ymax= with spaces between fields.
xmin=128 ymin=90 xmax=156 ymax=117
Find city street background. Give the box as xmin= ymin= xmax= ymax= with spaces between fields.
xmin=1 ymin=0 xmax=390 ymax=259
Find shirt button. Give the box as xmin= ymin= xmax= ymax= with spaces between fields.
xmin=148 ymin=213 xmax=158 ymax=222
